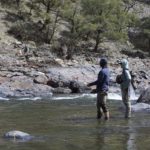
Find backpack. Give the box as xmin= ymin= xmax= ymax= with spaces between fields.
xmin=116 ymin=74 xmax=123 ymax=84
xmin=116 ymin=71 xmax=137 ymax=90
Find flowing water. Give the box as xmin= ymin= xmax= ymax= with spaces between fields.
xmin=0 ymin=95 xmax=150 ymax=150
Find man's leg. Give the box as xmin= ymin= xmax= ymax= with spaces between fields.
xmin=100 ymin=93 xmax=109 ymax=120
xmin=97 ymin=92 xmax=103 ymax=119
xmin=122 ymin=89 xmax=131 ymax=118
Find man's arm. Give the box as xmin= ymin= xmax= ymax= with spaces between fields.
xmin=97 ymin=71 xmax=105 ymax=87
xmin=87 ymin=80 xmax=98 ymax=87
xmin=87 ymin=71 xmax=104 ymax=87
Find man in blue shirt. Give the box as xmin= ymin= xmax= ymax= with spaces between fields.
xmin=88 ymin=58 xmax=110 ymax=120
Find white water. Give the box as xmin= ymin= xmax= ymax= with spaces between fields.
xmin=0 ymin=91 xmax=138 ymax=101
xmin=51 ymin=92 xmax=138 ymax=101
xmin=51 ymin=94 xmax=96 ymax=101
xmin=17 ymin=97 xmax=42 ymax=101
xmin=0 ymin=92 xmax=149 ymax=112
xmin=0 ymin=97 xmax=9 ymax=101
xmin=129 ymin=84 xmax=137 ymax=100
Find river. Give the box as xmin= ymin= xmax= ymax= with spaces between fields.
xmin=0 ymin=94 xmax=149 ymax=150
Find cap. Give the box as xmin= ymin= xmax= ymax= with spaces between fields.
xmin=117 ymin=59 xmax=122 ymax=64
xmin=100 ymin=58 xmax=107 ymax=67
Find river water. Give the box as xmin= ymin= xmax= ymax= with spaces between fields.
xmin=0 ymin=94 xmax=150 ymax=150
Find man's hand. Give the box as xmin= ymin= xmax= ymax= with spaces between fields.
xmin=87 ymin=83 xmax=91 ymax=87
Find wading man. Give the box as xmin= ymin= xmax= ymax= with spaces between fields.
xmin=87 ymin=58 xmax=110 ymax=120
xmin=118 ymin=59 xmax=132 ymax=118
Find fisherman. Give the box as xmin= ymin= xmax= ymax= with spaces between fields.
xmin=118 ymin=59 xmax=132 ymax=118
xmin=87 ymin=58 xmax=110 ymax=120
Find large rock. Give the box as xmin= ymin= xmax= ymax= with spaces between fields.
xmin=131 ymin=103 xmax=150 ymax=112
xmin=46 ymin=66 xmax=97 ymax=93
xmin=69 ymin=80 xmax=89 ymax=93
xmin=33 ymin=74 xmax=48 ymax=84
xmin=4 ymin=130 xmax=32 ymax=141
xmin=137 ymin=87 xmax=150 ymax=103
xmin=46 ymin=66 xmax=98 ymax=84
xmin=0 ymin=76 xmax=53 ymax=97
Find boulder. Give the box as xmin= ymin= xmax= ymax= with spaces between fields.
xmin=131 ymin=103 xmax=150 ymax=112
xmin=33 ymin=74 xmax=48 ymax=84
xmin=137 ymin=87 xmax=150 ymax=103
xmin=0 ymin=76 xmax=53 ymax=97
xmin=16 ymin=84 xmax=53 ymax=97
xmin=46 ymin=66 xmax=98 ymax=92
xmin=4 ymin=130 xmax=33 ymax=141
xmin=47 ymin=74 xmax=70 ymax=88
xmin=69 ymin=81 xmax=84 ymax=93
xmin=69 ymin=80 xmax=88 ymax=93
xmin=69 ymin=81 xmax=81 ymax=93
xmin=46 ymin=66 xmax=98 ymax=85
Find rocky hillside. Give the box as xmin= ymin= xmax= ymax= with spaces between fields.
xmin=0 ymin=41 xmax=149 ymax=97
xmin=0 ymin=0 xmax=149 ymax=98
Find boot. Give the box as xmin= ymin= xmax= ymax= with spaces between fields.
xmin=97 ymin=111 xmax=102 ymax=119
xmin=104 ymin=112 xmax=109 ymax=120
xmin=125 ymin=105 xmax=131 ymax=119
xmin=125 ymin=111 xmax=131 ymax=118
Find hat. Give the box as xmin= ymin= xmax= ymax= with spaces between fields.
xmin=117 ymin=59 xmax=122 ymax=64
xmin=100 ymin=58 xmax=107 ymax=67
xmin=117 ymin=59 xmax=129 ymax=69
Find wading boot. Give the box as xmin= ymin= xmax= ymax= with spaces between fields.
xmin=97 ymin=111 xmax=102 ymax=119
xmin=125 ymin=105 xmax=131 ymax=119
xmin=125 ymin=111 xmax=131 ymax=119
xmin=104 ymin=112 xmax=109 ymax=120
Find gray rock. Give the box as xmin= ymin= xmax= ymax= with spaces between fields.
xmin=69 ymin=80 xmax=88 ymax=93
xmin=33 ymin=74 xmax=48 ymax=84
xmin=131 ymin=103 xmax=150 ymax=112
xmin=4 ymin=130 xmax=32 ymax=141
xmin=46 ymin=66 xmax=99 ymax=93
xmin=137 ymin=87 xmax=150 ymax=103
xmin=0 ymin=76 xmax=53 ymax=97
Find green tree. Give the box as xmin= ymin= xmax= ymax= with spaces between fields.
xmin=0 ymin=0 xmax=20 ymax=7
xmin=81 ymin=0 xmax=136 ymax=52
xmin=0 ymin=0 xmax=22 ymax=15
xmin=32 ymin=0 xmax=63 ymax=44
xmin=61 ymin=0 xmax=85 ymax=59
xmin=123 ymin=0 xmax=137 ymax=12
xmin=141 ymin=18 xmax=150 ymax=55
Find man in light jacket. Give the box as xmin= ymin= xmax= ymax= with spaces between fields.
xmin=119 ymin=59 xmax=132 ymax=118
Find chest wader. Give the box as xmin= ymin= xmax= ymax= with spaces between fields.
xmin=97 ymin=92 xmax=109 ymax=120
xmin=121 ymin=88 xmax=131 ymax=118
xmin=121 ymin=70 xmax=131 ymax=118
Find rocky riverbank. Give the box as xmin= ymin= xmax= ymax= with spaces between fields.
xmin=0 ymin=41 xmax=149 ymax=100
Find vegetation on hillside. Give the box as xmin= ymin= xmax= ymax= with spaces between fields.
xmin=140 ymin=17 xmax=150 ymax=55
xmin=0 ymin=0 xmax=148 ymax=58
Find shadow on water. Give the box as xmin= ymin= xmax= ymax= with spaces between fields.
xmin=93 ymin=119 xmax=138 ymax=150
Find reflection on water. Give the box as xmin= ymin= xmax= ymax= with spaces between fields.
xmin=0 ymin=97 xmax=149 ymax=150
xmin=127 ymin=120 xmax=137 ymax=150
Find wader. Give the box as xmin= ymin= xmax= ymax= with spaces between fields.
xmin=121 ymin=88 xmax=131 ymax=118
xmin=97 ymin=92 xmax=109 ymax=120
